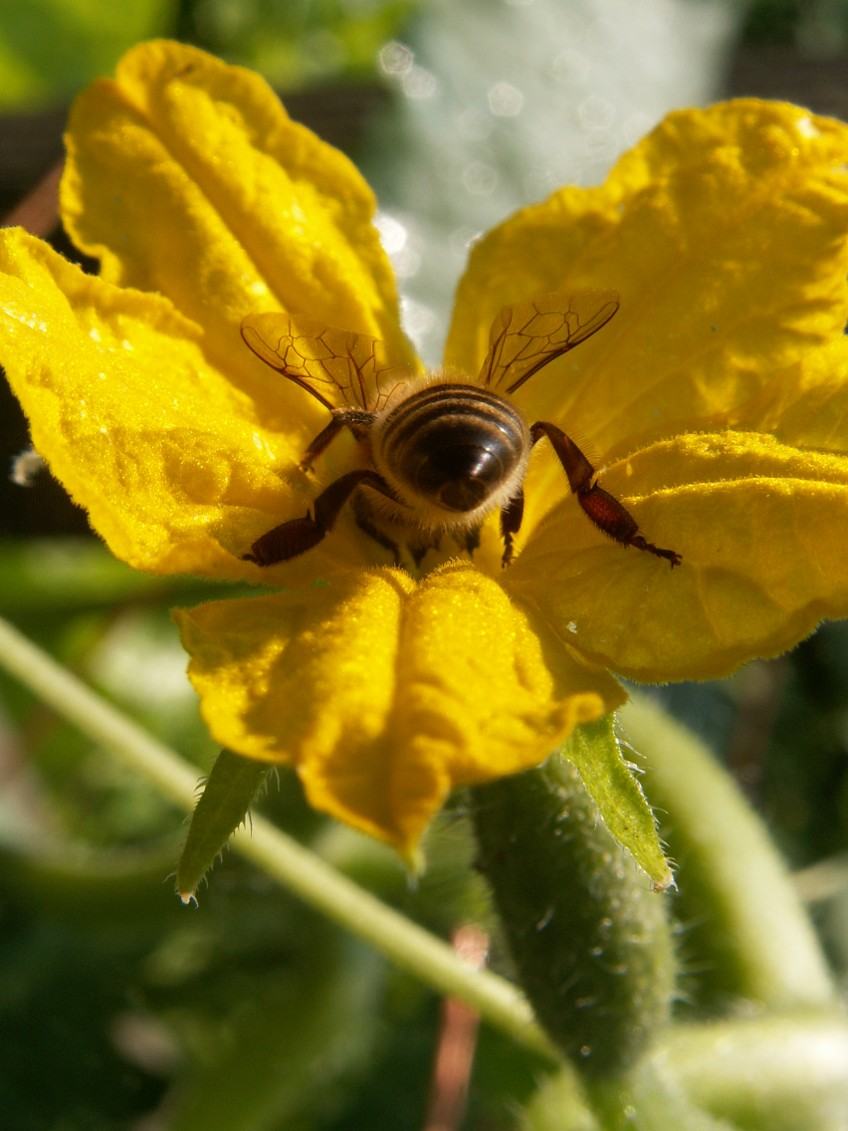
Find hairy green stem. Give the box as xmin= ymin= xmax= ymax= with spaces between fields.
xmin=0 ymin=615 xmax=556 ymax=1060
xmin=471 ymin=751 xmax=675 ymax=1075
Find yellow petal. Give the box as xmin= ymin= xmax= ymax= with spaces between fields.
xmin=733 ymin=336 xmax=848 ymax=454
xmin=507 ymin=431 xmax=848 ymax=681
xmin=445 ymin=179 xmax=617 ymax=398
xmin=174 ymin=562 xmax=624 ymax=858
xmin=0 ymin=227 xmax=366 ymax=579
xmin=446 ymin=101 xmax=848 ymax=461
xmin=62 ymin=39 xmax=417 ymax=419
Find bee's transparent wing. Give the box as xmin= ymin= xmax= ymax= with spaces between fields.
xmin=479 ymin=291 xmax=619 ymax=395
xmin=241 ymin=311 xmax=402 ymax=411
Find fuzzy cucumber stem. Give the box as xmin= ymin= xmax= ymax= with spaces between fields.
xmin=471 ymin=751 xmax=675 ymax=1076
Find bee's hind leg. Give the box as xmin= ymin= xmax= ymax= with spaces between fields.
xmin=244 ymin=469 xmax=391 ymax=566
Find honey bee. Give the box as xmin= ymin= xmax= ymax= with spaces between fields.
xmin=240 ymin=293 xmax=681 ymax=570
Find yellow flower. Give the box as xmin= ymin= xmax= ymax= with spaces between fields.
xmin=3 ymin=41 xmax=848 ymax=860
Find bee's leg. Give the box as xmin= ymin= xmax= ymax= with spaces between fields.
xmin=530 ymin=422 xmax=682 ymax=567
xmin=461 ymin=525 xmax=482 ymax=558
xmin=406 ymin=530 xmax=443 ymax=568
xmin=299 ymin=409 xmax=376 ymax=471
xmin=499 ymin=488 xmax=525 ymax=567
xmin=352 ymin=495 xmax=403 ymax=567
xmin=243 ymin=469 xmax=391 ymax=566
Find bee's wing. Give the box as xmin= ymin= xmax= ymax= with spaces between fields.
xmin=479 ymin=291 xmax=619 ymax=395
xmin=241 ymin=312 xmax=401 ymax=412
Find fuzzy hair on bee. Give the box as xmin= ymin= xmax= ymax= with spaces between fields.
xmin=239 ymin=294 xmax=682 ymax=571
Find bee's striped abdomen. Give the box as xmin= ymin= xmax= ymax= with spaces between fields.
xmin=373 ymin=382 xmax=529 ymax=515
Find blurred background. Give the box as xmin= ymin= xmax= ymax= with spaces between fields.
xmin=1 ymin=2 xmax=848 ymax=1128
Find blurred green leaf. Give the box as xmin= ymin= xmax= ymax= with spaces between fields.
xmin=0 ymin=0 xmax=177 ymax=110
xmin=187 ymin=0 xmax=417 ymax=89
xmin=0 ymin=836 xmax=184 ymax=921
xmin=0 ymin=860 xmax=176 ymax=1129
xmin=0 ymin=538 xmax=229 ymax=614
xmin=166 ymin=935 xmax=384 ymax=1131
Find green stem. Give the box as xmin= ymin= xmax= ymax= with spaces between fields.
xmin=793 ymin=852 xmax=848 ymax=904
xmin=472 ymin=752 xmax=675 ymax=1075
xmin=619 ymin=695 xmax=833 ymax=1010
xmin=657 ymin=1013 xmax=848 ymax=1131
xmin=528 ymin=1013 xmax=848 ymax=1131
xmin=0 ymin=615 xmax=556 ymax=1061
xmin=587 ymin=1067 xmax=739 ymax=1131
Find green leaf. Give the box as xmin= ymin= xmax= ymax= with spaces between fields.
xmin=0 ymin=538 xmax=228 ymax=614
xmin=194 ymin=0 xmax=418 ymax=89
xmin=0 ymin=0 xmax=177 ymax=109
xmin=177 ymin=749 xmax=269 ymax=901
xmin=166 ymin=935 xmax=384 ymax=1131
xmin=564 ymin=715 xmax=672 ymax=891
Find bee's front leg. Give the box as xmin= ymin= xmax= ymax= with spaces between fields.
xmin=499 ymin=488 xmax=525 ymax=567
xmin=352 ymin=494 xmax=403 ymax=567
xmin=299 ymin=409 xmax=376 ymax=472
xmin=243 ymin=469 xmax=391 ymax=566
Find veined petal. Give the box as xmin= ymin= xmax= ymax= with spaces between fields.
xmin=62 ymin=39 xmax=417 ymax=421
xmin=0 ymin=227 xmax=367 ymax=579
xmin=174 ymin=562 xmax=623 ymax=857
xmin=507 ymin=431 xmax=848 ymax=681
xmin=446 ymin=101 xmax=848 ymax=462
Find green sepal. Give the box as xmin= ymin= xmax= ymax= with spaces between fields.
xmin=471 ymin=752 xmax=676 ymax=1076
xmin=564 ymin=715 xmax=673 ymax=891
xmin=177 ymin=749 xmax=269 ymax=901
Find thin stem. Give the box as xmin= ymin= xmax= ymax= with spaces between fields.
xmin=794 ymin=852 xmax=848 ymax=904
xmin=619 ymin=695 xmax=834 ymax=1009
xmin=656 ymin=1013 xmax=848 ymax=1125
xmin=0 ymin=616 xmax=556 ymax=1061
xmin=3 ymin=159 xmax=62 ymax=235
